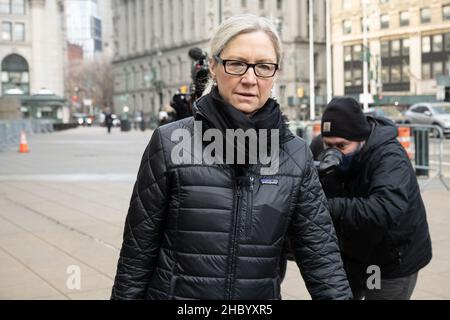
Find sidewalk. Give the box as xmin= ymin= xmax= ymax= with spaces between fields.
xmin=0 ymin=127 xmax=449 ymax=299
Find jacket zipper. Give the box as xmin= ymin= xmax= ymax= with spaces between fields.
xmin=227 ymin=181 xmax=241 ymax=299
xmin=245 ymin=176 xmax=255 ymax=238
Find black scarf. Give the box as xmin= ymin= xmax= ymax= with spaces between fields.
xmin=194 ymin=87 xmax=285 ymax=174
xmin=196 ymin=86 xmax=283 ymax=133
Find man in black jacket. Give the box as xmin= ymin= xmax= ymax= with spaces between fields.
xmin=316 ymin=97 xmax=432 ymax=300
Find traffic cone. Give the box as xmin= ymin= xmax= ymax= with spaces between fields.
xmin=19 ymin=130 xmax=29 ymax=153
xmin=313 ymin=123 xmax=321 ymax=138
xmin=397 ymin=127 xmax=412 ymax=159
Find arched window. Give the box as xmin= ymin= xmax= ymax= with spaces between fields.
xmin=1 ymin=53 xmax=29 ymax=95
xmin=178 ymin=56 xmax=183 ymax=81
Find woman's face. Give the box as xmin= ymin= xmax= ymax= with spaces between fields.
xmin=209 ymin=31 xmax=279 ymax=115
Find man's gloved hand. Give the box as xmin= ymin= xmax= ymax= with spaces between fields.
xmin=319 ymin=171 xmax=345 ymax=198
xmin=316 ymin=148 xmax=345 ymax=198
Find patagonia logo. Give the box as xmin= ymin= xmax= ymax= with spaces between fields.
xmin=260 ymin=178 xmax=279 ymax=185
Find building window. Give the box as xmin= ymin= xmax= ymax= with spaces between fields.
xmin=381 ymin=41 xmax=389 ymax=58
xmin=391 ymin=39 xmax=400 ymax=57
xmin=344 ymin=44 xmax=364 ymax=94
xmin=380 ymin=0 xmax=389 ymax=3
xmin=421 ymin=8 xmax=431 ymax=24
xmin=422 ymin=63 xmax=431 ymax=80
xmin=0 ymin=0 xmax=25 ymax=15
xmin=380 ymin=38 xmax=410 ymax=91
xmin=445 ymin=33 xmax=450 ymax=51
xmin=343 ymin=19 xmax=352 ymax=34
xmin=344 ymin=46 xmax=352 ymax=62
xmin=343 ymin=0 xmax=352 ymax=10
xmin=380 ymin=14 xmax=389 ymax=29
xmin=94 ymin=39 xmax=102 ymax=52
xmin=277 ymin=0 xmax=282 ymax=10
xmin=91 ymin=17 xmax=102 ymax=39
xmin=14 ymin=22 xmax=24 ymax=41
xmin=169 ymin=0 xmax=174 ymax=43
xmin=1 ymin=53 xmax=29 ymax=95
xmin=402 ymin=38 xmax=410 ymax=56
xmin=11 ymin=0 xmax=24 ymax=15
xmin=353 ymin=68 xmax=362 ymax=86
xmin=279 ymin=85 xmax=286 ymax=104
xmin=422 ymin=33 xmax=450 ymax=80
xmin=381 ymin=66 xmax=389 ymax=83
xmin=353 ymin=45 xmax=362 ymax=61
xmin=344 ymin=70 xmax=352 ymax=87
xmin=399 ymin=64 xmax=409 ymax=82
xmin=433 ymin=34 xmax=443 ymax=52
xmin=400 ymin=11 xmax=410 ymax=27
xmin=390 ymin=65 xmax=401 ymax=83
xmin=433 ymin=62 xmax=443 ymax=77
xmin=422 ymin=36 xmax=431 ymax=53
xmin=241 ymin=0 xmax=247 ymax=8
xmin=2 ymin=22 xmax=11 ymax=41
xmin=0 ymin=0 xmax=9 ymax=13
xmin=444 ymin=5 xmax=450 ymax=20
xmin=259 ymin=0 xmax=265 ymax=10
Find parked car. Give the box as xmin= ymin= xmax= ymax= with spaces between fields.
xmin=364 ymin=106 xmax=408 ymax=124
xmin=71 ymin=113 xmax=87 ymax=126
xmin=405 ymin=102 xmax=450 ymax=137
xmin=111 ymin=114 xmax=121 ymax=127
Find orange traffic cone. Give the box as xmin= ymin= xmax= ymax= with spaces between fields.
xmin=313 ymin=123 xmax=321 ymax=138
xmin=19 ymin=130 xmax=29 ymax=153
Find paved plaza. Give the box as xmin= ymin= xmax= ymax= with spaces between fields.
xmin=0 ymin=127 xmax=449 ymax=299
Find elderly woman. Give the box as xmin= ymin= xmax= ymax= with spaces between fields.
xmin=111 ymin=14 xmax=352 ymax=300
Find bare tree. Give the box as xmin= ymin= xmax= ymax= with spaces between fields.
xmin=65 ymin=54 xmax=114 ymax=115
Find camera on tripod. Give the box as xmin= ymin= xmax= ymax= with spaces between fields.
xmin=169 ymin=47 xmax=210 ymax=122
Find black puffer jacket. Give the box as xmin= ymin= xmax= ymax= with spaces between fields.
xmin=111 ymin=98 xmax=352 ymax=300
xmin=328 ymin=117 xmax=432 ymax=293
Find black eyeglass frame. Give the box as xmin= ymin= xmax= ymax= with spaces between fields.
xmin=214 ymin=55 xmax=279 ymax=78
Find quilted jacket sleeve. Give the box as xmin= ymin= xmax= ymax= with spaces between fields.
xmin=111 ymin=128 xmax=168 ymax=299
xmin=328 ymin=149 xmax=410 ymax=234
xmin=290 ymin=147 xmax=353 ymax=300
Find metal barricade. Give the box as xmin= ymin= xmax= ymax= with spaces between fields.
xmin=396 ymin=124 xmax=449 ymax=191
xmin=0 ymin=119 xmax=55 ymax=152
xmin=287 ymin=121 xmax=448 ymax=192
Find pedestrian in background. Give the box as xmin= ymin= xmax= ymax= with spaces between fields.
xmin=111 ymin=14 xmax=352 ymax=300
xmin=315 ymin=97 xmax=432 ymax=300
xmin=104 ymin=109 xmax=113 ymax=134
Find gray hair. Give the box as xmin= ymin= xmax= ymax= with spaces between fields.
xmin=210 ymin=14 xmax=282 ymax=64
xmin=203 ymin=14 xmax=282 ymax=95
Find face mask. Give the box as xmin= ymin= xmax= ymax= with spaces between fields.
xmin=340 ymin=144 xmax=363 ymax=173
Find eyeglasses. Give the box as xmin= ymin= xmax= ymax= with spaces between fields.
xmin=214 ymin=55 xmax=278 ymax=78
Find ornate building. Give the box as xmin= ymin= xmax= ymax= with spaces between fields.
xmin=331 ymin=0 xmax=450 ymax=105
xmin=0 ymin=0 xmax=65 ymax=97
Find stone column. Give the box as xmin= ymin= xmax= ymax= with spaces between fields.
xmin=30 ymin=0 xmax=46 ymax=94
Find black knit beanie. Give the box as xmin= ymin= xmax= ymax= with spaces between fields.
xmin=321 ymin=97 xmax=371 ymax=141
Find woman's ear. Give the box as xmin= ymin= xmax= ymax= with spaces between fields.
xmin=209 ymin=58 xmax=217 ymax=80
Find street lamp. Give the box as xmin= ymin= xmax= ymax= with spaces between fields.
xmin=361 ymin=0 xmax=370 ymax=111
xmin=326 ymin=0 xmax=332 ymax=103
xmin=309 ymin=0 xmax=315 ymax=121
xmin=219 ymin=0 xmax=223 ymax=24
